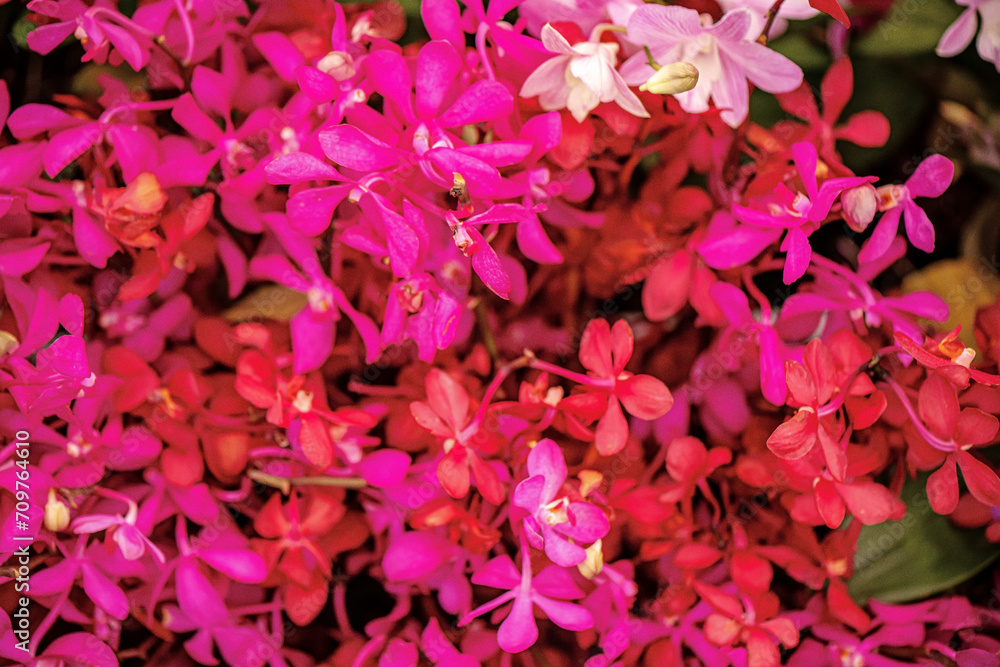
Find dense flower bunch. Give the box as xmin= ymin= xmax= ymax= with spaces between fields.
xmin=3 ymin=0 xmax=1000 ymax=665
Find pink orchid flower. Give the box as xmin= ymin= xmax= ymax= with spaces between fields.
xmin=71 ymin=490 xmax=166 ymax=564
xmin=700 ymin=142 xmax=876 ymax=284
xmin=458 ymin=546 xmax=594 ymax=653
xmin=857 ymin=154 xmax=955 ymax=263
xmin=620 ymin=6 xmax=802 ymax=127
xmin=520 ymin=23 xmax=649 ymax=123
xmin=937 ymin=0 xmax=1000 ymax=71
xmin=513 ymin=439 xmax=610 ymax=566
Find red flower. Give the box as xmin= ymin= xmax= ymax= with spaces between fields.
xmin=410 ymin=368 xmax=506 ymax=504
xmin=560 ymin=319 xmax=673 ymax=455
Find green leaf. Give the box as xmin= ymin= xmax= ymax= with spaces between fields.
xmin=853 ymin=0 xmax=961 ymax=58
xmin=849 ymin=473 xmax=1000 ymax=605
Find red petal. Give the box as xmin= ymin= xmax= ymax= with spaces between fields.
xmin=609 ymin=319 xmax=635 ymax=374
xmin=956 ymin=450 xmax=1000 ymax=508
xmin=809 ymin=0 xmax=850 ymax=27
xmin=918 ymin=372 xmax=959 ymax=440
xmin=425 ymin=368 xmax=469 ymax=433
xmin=955 ymin=408 xmax=1000 ymax=446
xmin=579 ymin=318 xmax=614 ymax=377
xmin=642 ymin=251 xmax=693 ymax=322
xmin=297 ymin=414 xmax=333 ymax=468
xmin=595 ymin=395 xmax=628 ymax=456
xmin=468 ymin=451 xmax=506 ymax=506
xmin=437 ymin=447 xmax=470 ymax=499
xmin=784 ymin=360 xmax=816 ymax=407
xmin=836 ymin=480 xmax=905 ymax=525
xmin=617 ymin=374 xmax=673 ymax=420
xmin=815 ymin=478 xmax=846 ymax=529
xmin=821 ymin=57 xmax=853 ymax=123
xmin=927 ymin=455 xmax=959 ymax=514
xmin=674 ymin=543 xmax=722 ymax=569
xmin=804 ymin=339 xmax=837 ymax=406
xmin=766 ymin=410 xmax=819 ymax=460
xmin=666 ymin=436 xmax=709 ymax=482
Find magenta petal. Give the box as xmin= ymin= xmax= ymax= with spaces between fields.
xmin=0 ymin=240 xmax=50 ymax=276
xmin=526 ymin=438 xmax=567 ymax=501
xmin=265 ymin=152 xmax=341 ymax=184
xmin=438 ymin=80 xmax=514 ymax=128
xmin=58 ymin=293 xmax=85 ymax=335
xmin=176 ymin=559 xmax=229 ymax=627
xmin=540 ymin=523 xmax=587 ymax=566
xmin=290 ymin=309 xmax=335 ymax=374
xmin=80 ymin=563 xmax=129 ymax=620
xmin=215 ymin=626 xmax=275 ymax=667
xmin=857 ymin=206 xmax=902 ymax=264
xmin=364 ymin=49 xmax=416 ymax=122
xmin=198 ymin=549 xmax=268 ymax=583
xmin=560 ymin=501 xmax=611 ymax=541
xmin=44 ymin=122 xmax=103 ymax=177
xmin=708 ymin=282 xmax=753 ymax=326
xmin=906 ymin=154 xmax=954 ymax=198
xmin=471 ymin=555 xmax=521 ymax=589
xmin=531 ymin=594 xmax=594 ymax=631
xmin=358 ymin=449 xmax=411 ymax=487
xmin=42 ymin=633 xmax=119 ymax=667
xmin=517 ymin=215 xmax=563 ymax=264
xmin=417 ymin=40 xmax=464 ymax=119
xmin=462 ymin=225 xmax=511 ymax=298
xmin=421 ymin=0 xmax=464 ymax=49
xmin=902 ymin=201 xmax=935 ymax=253
xmin=288 ymin=185 xmax=351 ymax=235
xmin=252 ymin=32 xmax=305 ymax=81
xmin=513 ymin=474 xmax=546 ymax=512
xmin=73 ymin=207 xmax=120 ymax=268
xmin=319 ymin=125 xmax=410 ymax=171
xmin=699 ymin=224 xmax=783 ymax=269
xmin=30 ymin=558 xmax=77 ymax=595
xmin=759 ymin=327 xmax=788 ymax=406
xmin=172 ymin=93 xmax=224 ymax=143
xmin=426 ymin=149 xmax=501 ymax=196
xmin=296 ymin=65 xmax=338 ymax=103
xmin=383 ymin=531 xmax=454 ymax=581
xmin=7 ymin=103 xmax=82 ymax=139
xmin=25 ymin=20 xmax=79 ymax=55
xmin=780 ymin=227 xmax=812 ymax=284
xmin=101 ymin=21 xmax=148 ymax=70
xmin=497 ymin=593 xmax=539 ymax=653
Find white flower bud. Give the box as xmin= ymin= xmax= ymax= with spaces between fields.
xmin=841 ymin=183 xmax=878 ymax=233
xmin=639 ymin=62 xmax=699 ymax=96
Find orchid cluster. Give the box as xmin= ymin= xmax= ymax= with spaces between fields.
xmin=3 ymin=0 xmax=1000 ymax=665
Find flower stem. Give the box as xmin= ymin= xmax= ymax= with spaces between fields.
xmin=247 ymin=469 xmax=368 ymax=493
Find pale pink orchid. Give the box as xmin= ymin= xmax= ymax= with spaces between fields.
xmin=520 ymin=23 xmax=649 ymax=123
xmin=937 ymin=0 xmax=1000 ymax=71
xmin=620 ymin=6 xmax=803 ymax=127
xmin=71 ymin=491 xmax=166 ymax=564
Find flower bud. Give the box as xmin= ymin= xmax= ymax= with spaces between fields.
xmin=45 ymin=489 xmax=71 ymax=532
xmin=0 ymin=331 xmax=19 ymax=357
xmin=639 ymin=62 xmax=699 ymax=96
xmin=841 ymin=182 xmax=878 ymax=233
xmin=577 ymin=539 xmax=604 ymax=579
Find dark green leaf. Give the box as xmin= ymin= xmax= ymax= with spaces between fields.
xmin=849 ymin=473 xmax=1000 ymax=605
